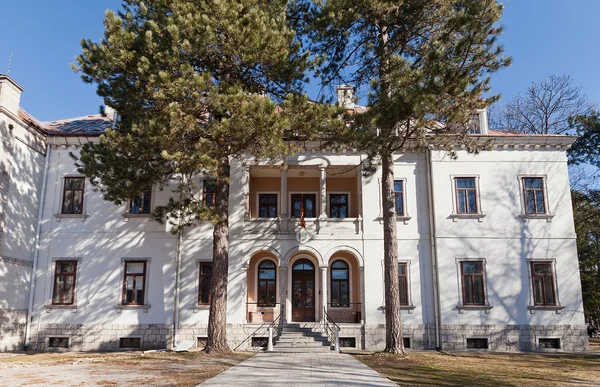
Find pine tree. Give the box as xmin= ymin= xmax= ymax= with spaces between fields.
xmin=304 ymin=0 xmax=510 ymax=353
xmin=72 ymin=0 xmax=338 ymax=353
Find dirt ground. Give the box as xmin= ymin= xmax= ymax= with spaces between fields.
xmin=0 ymin=350 xmax=253 ymax=387
xmin=356 ymin=349 xmax=600 ymax=387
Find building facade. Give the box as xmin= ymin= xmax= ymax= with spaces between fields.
xmin=0 ymin=74 xmax=588 ymax=352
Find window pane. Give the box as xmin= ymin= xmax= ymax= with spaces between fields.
xmin=305 ymin=281 xmax=313 ymax=307
xmin=457 ymin=190 xmax=467 ymax=213
xmin=63 ymin=191 xmax=73 ymax=213
xmin=332 ymin=261 xmax=348 ymax=269
xmin=57 ymin=262 xmax=75 ymax=274
xmin=525 ymin=191 xmax=536 ymax=214
xmin=533 ymin=277 xmax=544 ymax=305
xmin=64 ymin=276 xmax=74 ymax=304
xmin=330 ymin=194 xmax=348 ymax=204
xmin=394 ymin=180 xmax=403 ymax=193
xmin=291 ymin=194 xmax=302 ymax=217
xmin=533 ymin=263 xmax=552 ymax=275
xmin=126 ymin=276 xmax=134 ymax=290
xmin=305 ymin=195 xmax=315 ymax=217
xmin=260 ymin=194 xmax=277 ymax=205
xmin=464 ymin=276 xmax=473 ymax=304
xmin=467 ymin=190 xmax=477 ymax=213
xmin=544 ymin=278 xmax=555 ymax=305
xmin=338 ymin=206 xmax=347 ymax=218
xmin=398 ymin=263 xmax=406 ymax=275
xmin=456 ymin=177 xmax=476 ymax=189
xmin=135 ymin=275 xmax=144 ymax=290
xmin=126 ymin=263 xmax=145 ymax=274
xmin=72 ymin=191 xmax=83 ymax=213
xmin=395 ymin=193 xmax=404 ymax=215
xmin=463 ymin=263 xmax=481 ymax=274
xmin=340 ymin=281 xmax=349 ymax=304
xmin=135 ymin=289 xmax=144 ymax=304
xmin=473 ymin=276 xmax=484 ymax=304
xmin=259 ymin=268 xmax=275 ymax=280
xmin=535 ymin=191 xmax=546 ymax=213
xmin=524 ymin=178 xmax=543 ymax=189
xmin=332 ymin=269 xmax=348 ymax=280
xmin=331 ymin=283 xmax=340 ymax=305
xmin=399 ymin=277 xmax=408 ymax=305
xmin=200 ymin=277 xmax=210 ymax=304
xmin=201 ymin=264 xmax=212 ymax=275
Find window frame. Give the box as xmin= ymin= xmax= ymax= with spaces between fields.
xmin=289 ymin=192 xmax=319 ymax=218
xmin=255 ymin=192 xmax=279 ymax=219
xmin=398 ymin=262 xmax=410 ymax=307
xmin=129 ymin=189 xmax=153 ymax=215
xmin=449 ymin=175 xmax=484 ymax=220
xmin=529 ymin=260 xmax=559 ymax=307
xmin=203 ymin=180 xmax=217 ymax=207
xmin=51 ymin=260 xmax=78 ymax=305
xmin=197 ymin=262 xmax=213 ymax=306
xmin=61 ymin=176 xmax=85 ymax=215
xmin=257 ymin=259 xmax=277 ymax=308
xmin=455 ymin=258 xmax=492 ymax=313
xmin=454 ymin=177 xmax=479 ymax=215
xmin=393 ymin=179 xmax=407 ymax=217
xmin=327 ymin=192 xmax=351 ymax=219
xmin=121 ymin=260 xmax=148 ymax=306
xmin=520 ymin=175 xmax=549 ymax=215
xmin=460 ymin=261 xmax=486 ymax=306
xmin=330 ymin=259 xmax=350 ymax=308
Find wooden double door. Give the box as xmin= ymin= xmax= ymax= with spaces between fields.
xmin=291 ymin=259 xmax=316 ymax=322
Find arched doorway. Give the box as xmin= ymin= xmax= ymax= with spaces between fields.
xmin=291 ymin=259 xmax=315 ymax=322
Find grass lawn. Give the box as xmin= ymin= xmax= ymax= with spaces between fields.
xmin=355 ymin=350 xmax=600 ymax=387
xmin=0 ymin=350 xmax=254 ymax=387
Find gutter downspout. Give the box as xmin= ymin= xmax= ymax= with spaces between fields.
xmin=426 ymin=148 xmax=441 ymax=349
xmin=24 ymin=144 xmax=51 ymax=350
xmin=172 ymin=228 xmax=183 ymax=350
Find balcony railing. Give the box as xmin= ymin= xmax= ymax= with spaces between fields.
xmin=246 ymin=302 xmax=282 ymax=324
xmin=243 ymin=218 xmax=280 ymax=234
xmin=243 ymin=216 xmax=362 ymax=235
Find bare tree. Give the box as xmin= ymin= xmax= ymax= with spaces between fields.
xmin=490 ymin=74 xmax=594 ymax=134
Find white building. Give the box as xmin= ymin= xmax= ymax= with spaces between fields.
xmin=0 ymin=74 xmax=588 ymax=352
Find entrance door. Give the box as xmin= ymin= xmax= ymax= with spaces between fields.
xmin=291 ymin=259 xmax=315 ymax=322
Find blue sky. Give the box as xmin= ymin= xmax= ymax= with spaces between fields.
xmin=1 ymin=0 xmax=599 ymax=121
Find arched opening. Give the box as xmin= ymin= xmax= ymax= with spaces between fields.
xmin=257 ymin=260 xmax=277 ymax=307
xmin=246 ymin=252 xmax=279 ymax=323
xmin=330 ymin=260 xmax=350 ymax=307
xmin=327 ymin=251 xmax=362 ymax=323
xmin=291 ymin=259 xmax=315 ymax=322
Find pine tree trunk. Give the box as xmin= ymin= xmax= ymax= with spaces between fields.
xmin=381 ymin=150 xmax=405 ymax=355
xmin=205 ymin=161 xmax=231 ymax=354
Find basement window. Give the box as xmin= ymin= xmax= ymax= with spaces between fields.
xmin=48 ymin=337 xmax=69 ymax=348
xmin=197 ymin=337 xmax=208 ymax=349
xmin=119 ymin=337 xmax=141 ymax=349
xmin=251 ymin=337 xmax=268 ymax=348
xmin=339 ymin=337 xmax=356 ymax=348
xmin=539 ymin=338 xmax=560 ymax=349
xmin=466 ymin=338 xmax=488 ymax=349
xmin=403 ymin=337 xmax=411 ymax=349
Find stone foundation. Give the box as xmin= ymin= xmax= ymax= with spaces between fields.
xmin=0 ymin=309 xmax=27 ymax=351
xmin=440 ymin=324 xmax=589 ymax=352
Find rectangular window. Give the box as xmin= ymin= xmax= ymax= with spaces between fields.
xmin=466 ymin=338 xmax=488 ymax=349
xmin=61 ymin=177 xmax=85 ymax=214
xmin=455 ymin=177 xmax=478 ymax=214
xmin=523 ymin=177 xmax=547 ymax=214
xmin=461 ymin=262 xmax=485 ymax=305
xmin=122 ymin=261 xmax=147 ymax=305
xmin=339 ymin=337 xmax=356 ymax=348
xmin=403 ymin=337 xmax=411 ymax=349
xmin=394 ymin=181 xmax=405 ymax=216
xmin=329 ymin=194 xmax=349 ymax=219
xmin=130 ymin=189 xmax=151 ymax=214
xmin=198 ymin=263 xmax=213 ymax=305
xmin=539 ymin=338 xmax=560 ymax=349
xmin=120 ymin=337 xmax=141 ymax=349
xmin=258 ymin=194 xmax=278 ymax=218
xmin=531 ymin=262 xmax=556 ymax=306
xmin=398 ymin=263 xmax=409 ymax=306
xmin=52 ymin=261 xmax=77 ymax=305
xmin=203 ymin=181 xmax=216 ymax=206
xmin=48 ymin=337 xmax=69 ymax=348
xmin=291 ymin=193 xmax=317 ymax=218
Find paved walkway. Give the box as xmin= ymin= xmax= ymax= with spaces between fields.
xmin=198 ymin=352 xmax=396 ymax=387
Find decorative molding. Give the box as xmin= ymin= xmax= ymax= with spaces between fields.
xmin=0 ymin=256 xmax=33 ymax=267
xmin=457 ymin=305 xmax=494 ymax=314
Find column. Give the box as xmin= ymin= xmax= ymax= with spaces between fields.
xmin=320 ymin=265 xmax=328 ymax=323
xmin=319 ymin=166 xmax=327 ymax=219
xmin=359 ymin=266 xmax=365 ymax=324
xmin=242 ymin=263 xmax=249 ymax=323
xmin=279 ymin=266 xmax=288 ymax=324
xmin=280 ymin=166 xmax=288 ymax=232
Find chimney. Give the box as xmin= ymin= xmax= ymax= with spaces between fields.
xmin=477 ymin=108 xmax=489 ymax=134
xmin=0 ymin=74 xmax=24 ymax=117
xmin=336 ymin=85 xmax=355 ymax=109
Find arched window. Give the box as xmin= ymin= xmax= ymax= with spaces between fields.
xmin=258 ymin=260 xmax=276 ymax=307
xmin=330 ymin=260 xmax=349 ymax=307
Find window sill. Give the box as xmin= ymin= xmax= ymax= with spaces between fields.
xmin=43 ymin=304 xmax=78 ymax=313
xmin=192 ymin=305 xmax=210 ymax=313
xmin=450 ymin=213 xmax=486 ymax=222
xmin=528 ymin=305 xmax=565 ymax=314
xmin=121 ymin=213 xmax=153 ymax=221
xmin=376 ymin=216 xmax=412 ymax=224
xmin=457 ymin=305 xmax=494 ymax=314
xmin=54 ymin=213 xmax=89 ymax=222
xmin=114 ymin=304 xmax=151 ymax=313
xmin=519 ymin=213 xmax=555 ymax=222
xmin=400 ymin=305 xmax=416 ymax=314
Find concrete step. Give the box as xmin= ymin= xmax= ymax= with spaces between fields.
xmin=274 ymin=341 xmax=329 ymax=347
xmin=271 ymin=346 xmax=333 ymax=353
xmin=276 ymin=337 xmax=328 ymax=344
xmin=278 ymin=331 xmax=324 ymax=337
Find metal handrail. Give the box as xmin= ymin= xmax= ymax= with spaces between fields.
xmin=323 ymin=306 xmax=341 ymax=352
xmin=234 ymin=311 xmax=282 ymax=351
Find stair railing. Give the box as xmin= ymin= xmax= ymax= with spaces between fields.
xmin=323 ymin=306 xmax=341 ymax=352
xmin=234 ymin=304 xmax=282 ymax=351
